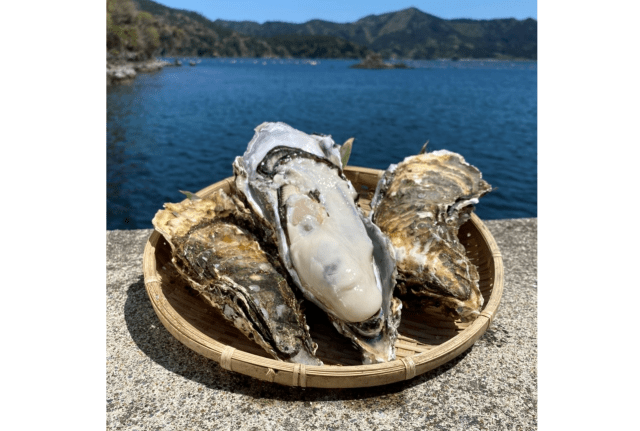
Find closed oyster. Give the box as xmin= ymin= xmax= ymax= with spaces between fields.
xmin=233 ymin=122 xmax=401 ymax=364
xmin=370 ymin=150 xmax=492 ymax=321
xmin=152 ymin=188 xmax=322 ymax=365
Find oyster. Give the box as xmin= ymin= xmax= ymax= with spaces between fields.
xmin=370 ymin=150 xmax=492 ymax=321
xmin=233 ymin=122 xmax=401 ymax=364
xmin=152 ymin=188 xmax=322 ymax=365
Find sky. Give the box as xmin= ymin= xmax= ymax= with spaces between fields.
xmin=150 ymin=0 xmax=537 ymax=24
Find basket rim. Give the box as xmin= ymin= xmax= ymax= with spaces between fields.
xmin=142 ymin=166 xmax=503 ymax=387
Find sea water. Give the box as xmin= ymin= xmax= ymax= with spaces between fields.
xmin=107 ymin=58 xmax=536 ymax=230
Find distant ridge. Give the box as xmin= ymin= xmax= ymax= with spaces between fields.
xmin=215 ymin=7 xmax=537 ymax=59
xmin=132 ymin=0 xmax=369 ymax=58
xmin=129 ymin=0 xmax=536 ymax=60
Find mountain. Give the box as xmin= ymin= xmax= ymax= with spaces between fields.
xmin=111 ymin=1 xmax=535 ymax=60
xmin=130 ymin=0 xmax=369 ymax=58
xmin=215 ymin=7 xmax=537 ymax=60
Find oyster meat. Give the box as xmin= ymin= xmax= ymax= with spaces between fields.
xmin=152 ymin=188 xmax=322 ymax=365
xmin=233 ymin=122 xmax=401 ymax=364
xmin=370 ymin=150 xmax=492 ymax=321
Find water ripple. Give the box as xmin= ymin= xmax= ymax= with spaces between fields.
xmin=108 ymin=59 xmax=537 ymax=229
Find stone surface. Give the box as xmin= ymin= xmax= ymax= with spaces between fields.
xmin=107 ymin=218 xmax=537 ymax=430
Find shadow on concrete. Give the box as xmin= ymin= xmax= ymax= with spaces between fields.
xmin=124 ymin=274 xmax=474 ymax=402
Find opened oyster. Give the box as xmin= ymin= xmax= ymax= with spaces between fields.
xmin=233 ymin=122 xmax=401 ymax=364
xmin=152 ymin=188 xmax=322 ymax=365
xmin=370 ymin=150 xmax=492 ymax=321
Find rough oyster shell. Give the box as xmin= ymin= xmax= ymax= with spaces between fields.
xmin=152 ymin=188 xmax=322 ymax=365
xmin=370 ymin=150 xmax=492 ymax=321
xmin=233 ymin=122 xmax=401 ymax=364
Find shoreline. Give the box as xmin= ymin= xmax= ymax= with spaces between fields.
xmin=107 ymin=58 xmax=174 ymax=86
xmin=106 ymin=55 xmax=536 ymax=86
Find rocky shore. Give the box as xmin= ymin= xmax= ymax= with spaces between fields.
xmin=107 ymin=58 xmax=173 ymax=86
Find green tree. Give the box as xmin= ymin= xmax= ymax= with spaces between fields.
xmin=107 ymin=0 xmax=167 ymax=59
xmin=107 ymin=0 xmax=139 ymax=54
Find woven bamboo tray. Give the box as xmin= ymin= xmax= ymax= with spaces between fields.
xmin=142 ymin=166 xmax=503 ymax=388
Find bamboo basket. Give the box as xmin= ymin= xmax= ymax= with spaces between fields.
xmin=142 ymin=166 xmax=503 ymax=388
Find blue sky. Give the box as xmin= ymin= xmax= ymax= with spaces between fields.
xmin=151 ymin=0 xmax=537 ymax=24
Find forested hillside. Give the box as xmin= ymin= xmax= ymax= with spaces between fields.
xmin=108 ymin=0 xmax=536 ymax=61
xmin=215 ymin=7 xmax=537 ymax=59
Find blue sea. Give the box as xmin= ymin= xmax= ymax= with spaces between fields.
xmin=107 ymin=58 xmax=537 ymax=230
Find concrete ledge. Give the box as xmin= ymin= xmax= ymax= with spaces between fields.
xmin=107 ymin=218 xmax=537 ymax=430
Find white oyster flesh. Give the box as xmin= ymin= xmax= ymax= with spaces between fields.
xmin=279 ymin=160 xmax=383 ymax=323
xmin=233 ymin=122 xmax=400 ymax=363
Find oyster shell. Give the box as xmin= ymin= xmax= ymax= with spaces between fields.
xmin=370 ymin=150 xmax=492 ymax=321
xmin=152 ymin=188 xmax=322 ymax=365
xmin=233 ymin=122 xmax=401 ymax=364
